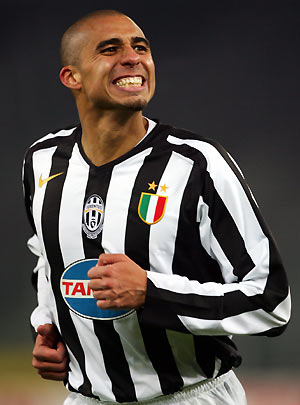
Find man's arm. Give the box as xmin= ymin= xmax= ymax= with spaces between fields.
xmin=88 ymin=141 xmax=291 ymax=337
xmin=136 ymin=139 xmax=291 ymax=336
xmin=23 ymin=151 xmax=68 ymax=381
xmin=28 ymin=236 xmax=69 ymax=381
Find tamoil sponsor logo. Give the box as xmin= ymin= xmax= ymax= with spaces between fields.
xmin=60 ymin=259 xmax=134 ymax=320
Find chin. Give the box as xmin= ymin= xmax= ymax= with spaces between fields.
xmin=122 ymin=99 xmax=148 ymax=112
xmin=95 ymin=95 xmax=151 ymax=113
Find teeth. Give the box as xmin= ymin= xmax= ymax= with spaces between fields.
xmin=116 ymin=76 xmax=143 ymax=87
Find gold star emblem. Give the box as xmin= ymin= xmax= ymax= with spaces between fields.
xmin=160 ymin=184 xmax=168 ymax=193
xmin=148 ymin=181 xmax=158 ymax=191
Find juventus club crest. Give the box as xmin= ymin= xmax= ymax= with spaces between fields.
xmin=82 ymin=194 xmax=105 ymax=239
xmin=138 ymin=188 xmax=168 ymax=225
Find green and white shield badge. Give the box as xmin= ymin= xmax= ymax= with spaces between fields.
xmin=138 ymin=193 xmax=168 ymax=225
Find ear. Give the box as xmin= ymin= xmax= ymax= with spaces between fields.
xmin=59 ymin=66 xmax=82 ymax=90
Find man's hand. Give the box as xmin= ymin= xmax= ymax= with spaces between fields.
xmin=32 ymin=323 xmax=68 ymax=381
xmin=88 ymin=254 xmax=147 ymax=310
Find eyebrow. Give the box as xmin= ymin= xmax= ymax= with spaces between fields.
xmin=132 ymin=36 xmax=150 ymax=47
xmin=95 ymin=36 xmax=150 ymax=51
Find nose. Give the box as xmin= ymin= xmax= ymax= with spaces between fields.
xmin=120 ymin=45 xmax=140 ymax=67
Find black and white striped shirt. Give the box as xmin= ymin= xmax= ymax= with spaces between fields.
xmin=23 ymin=118 xmax=290 ymax=402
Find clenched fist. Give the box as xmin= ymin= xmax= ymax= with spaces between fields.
xmin=32 ymin=323 xmax=68 ymax=381
xmin=88 ymin=254 xmax=147 ymax=310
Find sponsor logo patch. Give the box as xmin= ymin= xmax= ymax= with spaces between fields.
xmin=82 ymin=194 xmax=104 ymax=239
xmin=60 ymin=259 xmax=134 ymax=320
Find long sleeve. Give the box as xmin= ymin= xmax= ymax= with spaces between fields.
xmin=28 ymin=235 xmax=53 ymax=330
xmin=23 ymin=151 xmax=53 ymax=330
xmin=139 ymin=136 xmax=291 ymax=336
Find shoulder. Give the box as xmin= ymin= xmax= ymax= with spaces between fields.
xmin=24 ymin=124 xmax=79 ymax=161
xmin=160 ymin=124 xmax=249 ymax=199
xmin=158 ymin=123 xmax=235 ymax=173
xmin=166 ymin=125 xmax=226 ymax=155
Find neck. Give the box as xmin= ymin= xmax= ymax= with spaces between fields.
xmin=79 ymin=110 xmax=148 ymax=167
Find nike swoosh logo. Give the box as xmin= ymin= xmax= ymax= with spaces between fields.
xmin=39 ymin=172 xmax=64 ymax=187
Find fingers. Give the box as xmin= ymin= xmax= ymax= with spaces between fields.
xmin=33 ymin=346 xmax=68 ymax=382
xmin=36 ymin=323 xmax=54 ymax=337
xmin=92 ymin=287 xmax=117 ymax=301
xmin=32 ymin=355 xmax=68 ymax=372
xmin=33 ymin=356 xmax=68 ymax=381
xmin=38 ymin=370 xmax=68 ymax=381
xmin=57 ymin=340 xmax=68 ymax=357
xmin=88 ymin=254 xmax=147 ymax=310
xmin=36 ymin=323 xmax=60 ymax=348
xmin=96 ymin=300 xmax=116 ymax=309
xmin=97 ymin=253 xmax=132 ymax=266
xmin=33 ymin=338 xmax=67 ymax=363
xmin=33 ymin=328 xmax=69 ymax=381
xmin=88 ymin=264 xmax=112 ymax=280
xmin=33 ymin=353 xmax=68 ymax=381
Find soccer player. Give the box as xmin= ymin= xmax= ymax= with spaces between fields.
xmin=23 ymin=9 xmax=291 ymax=405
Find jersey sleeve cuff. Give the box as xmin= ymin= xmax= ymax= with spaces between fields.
xmin=30 ymin=306 xmax=53 ymax=332
xmin=138 ymin=278 xmax=189 ymax=333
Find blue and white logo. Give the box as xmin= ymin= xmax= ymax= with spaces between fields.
xmin=60 ymin=259 xmax=134 ymax=320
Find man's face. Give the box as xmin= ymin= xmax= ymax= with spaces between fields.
xmin=75 ymin=15 xmax=156 ymax=112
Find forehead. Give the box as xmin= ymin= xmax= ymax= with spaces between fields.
xmin=81 ymin=15 xmax=145 ymax=47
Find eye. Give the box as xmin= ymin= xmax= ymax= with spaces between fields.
xmin=133 ymin=45 xmax=148 ymax=53
xmin=100 ymin=46 xmax=118 ymax=54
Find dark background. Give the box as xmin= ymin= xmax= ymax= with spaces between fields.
xmin=2 ymin=0 xmax=299 ymax=377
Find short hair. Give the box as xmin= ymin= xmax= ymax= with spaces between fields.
xmin=60 ymin=9 xmax=126 ymax=67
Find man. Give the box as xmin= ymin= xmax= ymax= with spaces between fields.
xmin=23 ymin=9 xmax=291 ymax=405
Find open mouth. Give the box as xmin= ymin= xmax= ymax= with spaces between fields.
xmin=113 ymin=75 xmax=145 ymax=88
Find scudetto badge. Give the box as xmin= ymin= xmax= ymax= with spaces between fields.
xmin=82 ymin=194 xmax=104 ymax=239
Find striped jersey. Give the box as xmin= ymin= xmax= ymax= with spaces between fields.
xmin=22 ymin=118 xmax=291 ymax=402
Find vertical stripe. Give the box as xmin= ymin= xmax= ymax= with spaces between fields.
xmin=149 ymin=151 xmax=193 ymax=276
xmin=165 ymin=330 xmax=208 ymax=386
xmin=125 ymin=146 xmax=172 ymax=269
xmin=32 ymin=147 xmax=57 ymax=257
xmin=66 ymin=351 xmax=86 ymax=392
xmin=58 ymin=144 xmax=113 ymax=400
xmin=23 ymin=154 xmax=36 ymax=233
xmin=70 ymin=313 xmax=114 ymax=400
xmin=59 ymin=143 xmax=88 ymax=267
xmin=102 ymin=148 xmax=152 ymax=254
xmin=197 ymin=196 xmax=236 ymax=283
xmin=103 ymin=150 xmax=162 ymax=400
xmin=171 ymin=162 xmax=225 ymax=285
xmin=93 ymin=321 xmax=137 ymax=402
xmin=81 ymin=165 xmax=137 ymax=402
xmin=41 ymin=137 xmax=95 ymax=398
xmin=193 ymin=336 xmax=218 ymax=379
xmin=125 ymin=146 xmax=184 ymax=395
xmin=32 ymin=147 xmax=60 ymax=324
xmin=113 ymin=313 xmax=161 ymax=401
xmin=202 ymin=172 xmax=256 ymax=281
xmin=139 ymin=325 xmax=183 ymax=395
